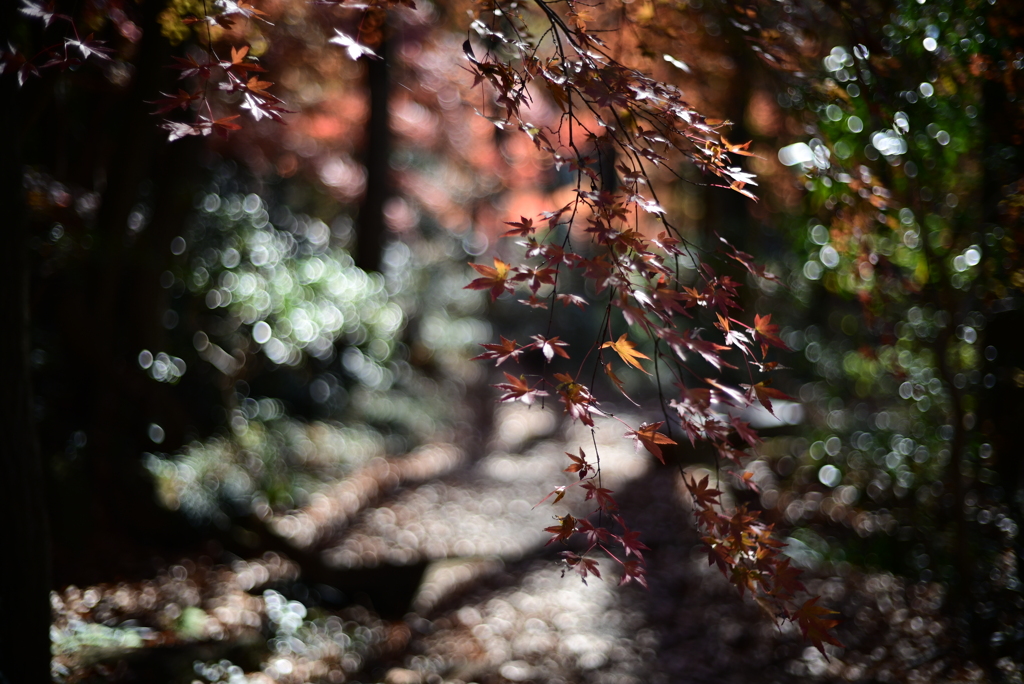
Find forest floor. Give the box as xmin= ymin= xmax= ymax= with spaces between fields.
xmin=52 ymin=403 xmax=956 ymax=684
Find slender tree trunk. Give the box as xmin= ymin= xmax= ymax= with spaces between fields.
xmin=0 ymin=20 xmax=52 ymax=680
xmin=356 ymin=39 xmax=391 ymax=273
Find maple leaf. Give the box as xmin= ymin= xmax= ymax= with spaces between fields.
xmin=530 ymin=335 xmax=569 ymax=362
xmin=561 ymin=552 xmax=602 ymax=583
xmin=502 ymin=216 xmax=535 ymax=237
xmin=729 ymin=565 xmax=759 ymax=598
xmin=770 ymin=558 xmax=806 ymax=600
xmin=730 ymin=415 xmax=760 ymax=446
xmin=465 ymin=257 xmax=514 ymax=301
xmin=514 ymin=266 xmax=557 ymax=294
xmin=554 ymin=373 xmax=600 ymax=426
xmin=19 ymin=0 xmax=68 ymax=27
xmin=704 ymin=538 xmax=734 ymax=576
xmin=245 ymin=76 xmax=275 ymax=97
xmin=704 ymin=377 xmax=748 ymax=406
xmin=171 ymin=55 xmax=215 ymax=79
xmin=576 ymin=518 xmax=611 ymax=547
xmin=64 ymin=34 xmax=113 ymax=62
xmin=472 ymin=336 xmax=523 ymax=366
xmin=613 ymin=517 xmax=650 ymax=562
xmin=556 ymin=293 xmax=588 ymax=309
xmin=618 ymin=559 xmax=648 ymax=588
xmin=751 ymin=312 xmax=788 ymax=357
xmin=539 ymin=204 xmax=571 ymax=228
xmin=793 ymin=597 xmax=843 ymax=656
xmin=223 ymin=45 xmax=266 ymax=74
xmin=720 ymin=135 xmax=757 ymax=157
xmin=518 ymin=295 xmax=548 ymax=309
xmin=149 ymin=89 xmax=201 ymax=115
xmin=721 ymin=236 xmax=782 ymax=284
xmin=602 ymin=333 xmax=651 ymax=374
xmin=211 ymin=114 xmax=242 ymax=139
xmin=658 ymin=328 xmax=733 ymax=370
xmin=577 ymin=556 xmax=602 ymax=581
xmin=494 ymin=372 xmax=548 ymax=405
xmin=627 ymin=194 xmax=665 ymax=215
xmin=604 ymin=363 xmax=639 ymax=406
xmin=743 ymin=380 xmax=794 ymax=416
xmin=233 ymin=0 xmax=270 ymax=19
xmin=161 ymin=120 xmax=209 ymax=142
xmin=625 ymin=422 xmax=677 ymax=464
xmin=536 ymin=486 xmax=567 ymax=507
xmin=716 ymin=313 xmax=751 ymax=354
xmin=564 ymin=448 xmax=592 ymax=480
xmin=687 ymin=474 xmax=721 ymax=509
xmin=4 ymin=49 xmax=39 ymax=86
xmin=733 ymin=470 xmax=760 ymax=492
xmin=330 ymin=30 xmax=381 ymax=61
xmin=544 ymin=514 xmax=577 ymax=545
xmin=240 ymin=93 xmax=291 ymax=122
xmin=581 ymin=481 xmax=618 ymax=511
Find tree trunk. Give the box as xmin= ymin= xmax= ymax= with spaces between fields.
xmin=356 ymin=39 xmax=392 ymax=273
xmin=0 ymin=20 xmax=52 ymax=680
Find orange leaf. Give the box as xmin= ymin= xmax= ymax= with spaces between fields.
xmin=625 ymin=422 xmax=677 ymax=464
xmin=601 ymin=333 xmax=651 ymax=374
xmin=604 ymin=362 xmax=639 ymax=406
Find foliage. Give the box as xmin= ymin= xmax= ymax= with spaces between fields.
xmin=719 ymin=0 xmax=1024 ymax=673
xmin=9 ymin=0 xmax=1024 ymax=678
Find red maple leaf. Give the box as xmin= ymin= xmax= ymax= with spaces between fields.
xmin=770 ymin=558 xmax=806 ymax=600
xmin=561 ymin=551 xmax=602 ymax=583
xmin=472 ymin=336 xmax=523 ymax=366
xmin=211 ymin=114 xmax=242 ymax=139
xmin=465 ymin=257 xmax=514 ymax=301
xmin=530 ymin=335 xmax=570 ymax=362
xmin=793 ymin=597 xmax=843 ymax=656
xmin=556 ymin=293 xmax=588 ymax=308
xmin=687 ymin=474 xmax=721 ymax=509
xmin=171 ymin=54 xmax=215 ymax=79
xmin=513 ymin=265 xmax=557 ymax=294
xmin=536 ymin=485 xmax=567 ymax=507
xmin=618 ymin=559 xmax=648 ymax=588
xmin=581 ymin=481 xmax=617 ymax=511
xmin=494 ymin=372 xmax=548 ymax=405
xmin=703 ymin=536 xmax=734 ymax=576
xmin=730 ymin=415 xmax=760 ymax=446
xmin=502 ymin=216 xmax=536 ymax=237
xmin=751 ymin=313 xmax=788 ymax=357
xmin=544 ymin=514 xmax=577 ymax=545
xmin=554 ymin=373 xmax=600 ymax=426
xmin=563 ymin=448 xmax=592 ymax=479
xmin=576 ymin=518 xmax=611 ymax=547
xmin=612 ymin=518 xmax=650 ymax=562
xmin=149 ymin=89 xmax=202 ymax=114
xmin=743 ymin=380 xmax=793 ymax=416
xmin=604 ymin=362 xmax=639 ymax=406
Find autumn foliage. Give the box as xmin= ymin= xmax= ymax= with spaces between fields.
xmin=453 ymin=0 xmax=841 ymax=653
xmin=3 ymin=0 xmax=843 ymax=659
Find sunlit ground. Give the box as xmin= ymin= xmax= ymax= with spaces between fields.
xmin=51 ymin=403 xmax=957 ymax=684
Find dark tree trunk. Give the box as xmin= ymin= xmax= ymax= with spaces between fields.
xmin=356 ymin=40 xmax=392 ymax=273
xmin=0 ymin=14 xmax=52 ymax=682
